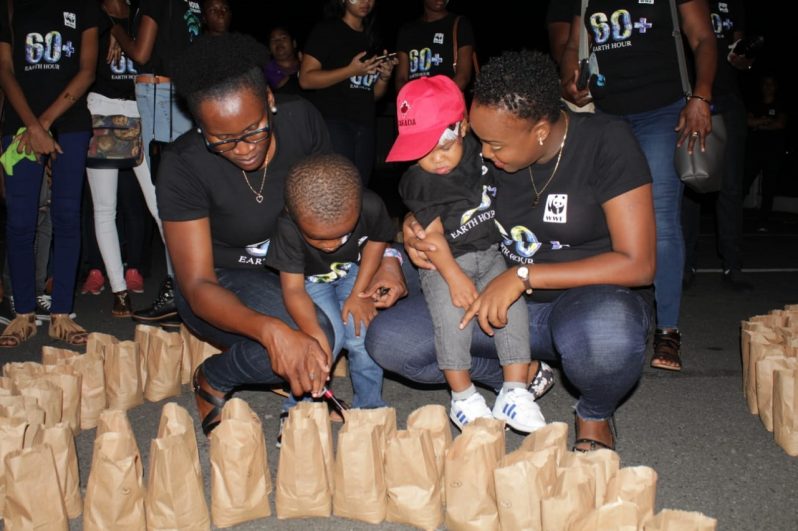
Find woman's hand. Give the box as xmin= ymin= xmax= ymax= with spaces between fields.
xmin=106 ymin=35 xmax=122 ymax=65
xmin=349 ymin=51 xmax=383 ymax=77
xmin=17 ymin=125 xmax=62 ymax=158
xmin=262 ymin=320 xmax=331 ymax=398
xmin=342 ymin=295 xmax=377 ymax=337
xmin=359 ymin=255 xmax=407 ymax=308
xmin=376 ymin=52 xmax=396 ymax=80
xmin=675 ymin=97 xmax=712 ymax=154
xmin=402 ymin=212 xmax=437 ymax=270
xmin=460 ymin=268 xmax=525 ymax=336
xmin=560 ymin=67 xmax=593 ymax=107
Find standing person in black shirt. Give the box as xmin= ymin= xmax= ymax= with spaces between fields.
xmin=299 ymin=0 xmax=396 ymax=186
xmin=682 ymin=0 xmax=754 ymax=291
xmin=201 ymin=0 xmax=231 ymax=36
xmin=0 ymin=0 xmax=98 ymax=347
xmin=561 ymin=0 xmax=717 ymax=372
xmin=110 ymin=0 xmax=202 ymax=325
xmin=745 ymin=74 xmax=788 ymax=232
xmin=394 ymin=0 xmax=476 ymax=92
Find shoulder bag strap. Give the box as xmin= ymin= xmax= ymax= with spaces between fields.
xmin=578 ymin=0 xmax=588 ymax=61
xmin=668 ymin=0 xmax=692 ymax=99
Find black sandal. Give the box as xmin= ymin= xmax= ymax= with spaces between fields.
xmin=651 ymin=328 xmax=682 ymax=371
xmin=573 ymin=413 xmax=617 ymax=453
xmin=192 ymin=365 xmax=231 ymax=436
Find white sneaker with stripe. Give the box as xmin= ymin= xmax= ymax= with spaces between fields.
xmin=492 ymin=387 xmax=546 ymax=433
xmin=449 ymin=392 xmax=493 ymax=430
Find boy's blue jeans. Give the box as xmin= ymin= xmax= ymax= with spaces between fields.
xmin=303 ymin=263 xmax=386 ymax=409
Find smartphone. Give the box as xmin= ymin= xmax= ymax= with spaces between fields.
xmin=576 ymin=58 xmax=591 ymax=91
xmin=373 ymin=52 xmax=398 ymax=63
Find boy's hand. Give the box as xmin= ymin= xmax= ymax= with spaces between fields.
xmin=342 ymin=295 xmax=377 ymax=337
xmin=449 ymin=273 xmax=478 ymax=310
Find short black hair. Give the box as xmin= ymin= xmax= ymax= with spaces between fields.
xmin=285 ymin=153 xmax=362 ymax=225
xmin=473 ymin=50 xmax=562 ymax=123
xmin=171 ymin=32 xmax=269 ymax=116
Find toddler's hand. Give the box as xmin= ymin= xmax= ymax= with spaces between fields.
xmin=342 ymin=295 xmax=377 ymax=337
xmin=449 ymin=274 xmax=478 ymax=310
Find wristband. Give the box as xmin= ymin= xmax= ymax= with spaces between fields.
xmin=383 ymin=247 xmax=403 ymax=266
xmin=689 ymin=95 xmax=711 ymax=105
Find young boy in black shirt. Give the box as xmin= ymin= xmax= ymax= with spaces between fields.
xmin=266 ymin=153 xmax=395 ymax=410
xmin=390 ymin=76 xmax=552 ymax=432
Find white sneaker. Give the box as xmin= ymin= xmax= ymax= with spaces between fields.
xmin=493 ymin=387 xmax=546 ymax=433
xmin=449 ymin=392 xmax=493 ymax=430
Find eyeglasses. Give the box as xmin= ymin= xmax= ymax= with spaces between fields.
xmin=202 ymin=123 xmax=271 ymax=153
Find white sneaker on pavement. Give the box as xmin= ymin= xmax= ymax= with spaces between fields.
xmin=449 ymin=392 xmax=493 ymax=430
xmin=493 ymin=387 xmax=546 ymax=433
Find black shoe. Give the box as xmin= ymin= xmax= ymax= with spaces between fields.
xmin=131 ymin=276 xmax=180 ymax=324
xmin=682 ymin=267 xmax=696 ymax=290
xmin=722 ymin=269 xmax=753 ymax=292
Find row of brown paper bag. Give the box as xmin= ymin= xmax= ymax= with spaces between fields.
xmin=273 ymin=403 xmax=716 ymax=531
xmin=741 ymin=304 xmax=798 ymax=455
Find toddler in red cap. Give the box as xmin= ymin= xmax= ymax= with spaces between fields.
xmin=391 ymin=75 xmax=552 ymax=433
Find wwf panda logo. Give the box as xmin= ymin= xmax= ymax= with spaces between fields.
xmin=543 ymin=194 xmax=568 ymax=224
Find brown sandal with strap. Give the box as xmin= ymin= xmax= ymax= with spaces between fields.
xmin=0 ymin=312 xmax=37 ymax=348
xmin=651 ymin=328 xmax=682 ymax=371
xmin=49 ymin=314 xmax=88 ymax=346
xmin=573 ymin=413 xmax=617 ymax=453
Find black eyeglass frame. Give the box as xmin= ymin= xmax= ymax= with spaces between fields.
xmin=201 ymin=122 xmax=272 ymax=153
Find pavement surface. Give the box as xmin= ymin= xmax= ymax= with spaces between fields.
xmin=2 ymin=209 xmax=797 ymax=530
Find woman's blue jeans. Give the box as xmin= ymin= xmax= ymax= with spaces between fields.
xmin=174 ymin=267 xmax=334 ymax=393
xmin=620 ymin=99 xmax=684 ymax=329
xmin=3 ymin=131 xmax=90 ymax=314
xmin=366 ymin=262 xmax=653 ymax=420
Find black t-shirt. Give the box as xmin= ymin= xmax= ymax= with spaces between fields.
xmin=709 ymin=0 xmax=745 ymax=104
xmin=302 ymin=18 xmax=378 ymax=127
xmin=136 ymin=0 xmax=201 ymax=77
xmin=582 ymin=0 xmax=689 ymax=115
xmin=398 ymin=134 xmax=498 ymax=258
xmin=395 ymin=13 xmax=475 ymax=82
xmin=93 ymin=15 xmax=136 ymax=100
xmin=494 ymin=111 xmax=651 ymax=301
xmin=156 ymin=95 xmax=332 ymax=269
xmin=266 ymin=189 xmax=395 ymax=283
xmin=0 ymin=0 xmax=99 ymax=134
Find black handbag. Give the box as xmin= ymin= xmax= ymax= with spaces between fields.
xmin=86 ymin=114 xmax=144 ymax=169
xmin=668 ymin=0 xmax=725 ymax=193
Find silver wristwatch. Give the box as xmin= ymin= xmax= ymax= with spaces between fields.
xmin=516 ymin=266 xmax=533 ymax=295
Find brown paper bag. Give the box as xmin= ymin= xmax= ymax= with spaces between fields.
xmin=179 ymin=324 xmax=221 ymax=385
xmin=210 ymin=398 xmax=272 ymax=528
xmin=3 ymin=445 xmax=68 ymax=530
xmin=156 ymin=402 xmax=202 ymax=482
xmin=569 ymin=500 xmax=640 ymax=531
xmin=33 ymin=423 xmax=82 ymax=518
xmin=0 ymin=417 xmax=28 ymax=518
xmin=95 ymin=408 xmax=141 ymax=462
xmin=275 ymin=404 xmax=333 ymax=519
xmin=105 ymin=340 xmax=144 ymax=410
xmin=773 ymin=367 xmax=798 ymax=456
xmin=741 ymin=324 xmax=777 ymax=392
xmin=494 ymin=446 xmax=558 ymax=531
xmin=2 ymin=361 xmax=45 ymax=380
xmin=344 ymin=406 xmax=397 ymax=449
xmin=560 ymin=448 xmax=620 ymax=507
xmin=144 ymin=328 xmax=183 ymax=402
xmin=541 ymin=465 xmax=596 ymax=531
xmin=605 ymin=466 xmax=658 ymax=524
xmin=0 ymin=395 xmax=46 ymax=430
xmin=756 ymin=357 xmax=798 ymax=431
xmin=41 ymin=345 xmax=80 ymax=366
xmin=333 ymin=420 xmax=387 ymax=524
xmin=18 ymin=378 xmax=62 ymax=427
xmin=520 ymin=421 xmax=570 ymax=464
xmin=385 ymin=429 xmax=442 ymax=530
xmin=0 ymin=376 xmax=15 ymax=393
xmin=444 ymin=421 xmax=506 ymax=531
xmin=743 ymin=328 xmax=783 ymax=412
xmin=135 ymin=324 xmax=159 ymax=386
xmin=146 ymin=430 xmax=211 ymax=530
xmin=66 ymin=351 xmax=107 ymax=430
xmin=86 ymin=331 xmax=119 ymax=358
xmin=407 ymin=403 xmax=452 ymax=465
xmin=41 ymin=365 xmax=82 ymax=433
xmin=84 ymin=431 xmax=147 ymax=531
xmin=644 ymin=509 xmax=717 ymax=530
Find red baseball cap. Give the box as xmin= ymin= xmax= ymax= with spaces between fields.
xmin=386 ymin=75 xmax=466 ymax=162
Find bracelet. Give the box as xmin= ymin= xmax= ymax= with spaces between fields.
xmin=689 ymin=95 xmax=711 ymax=105
xmin=383 ymin=247 xmax=403 ymax=266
